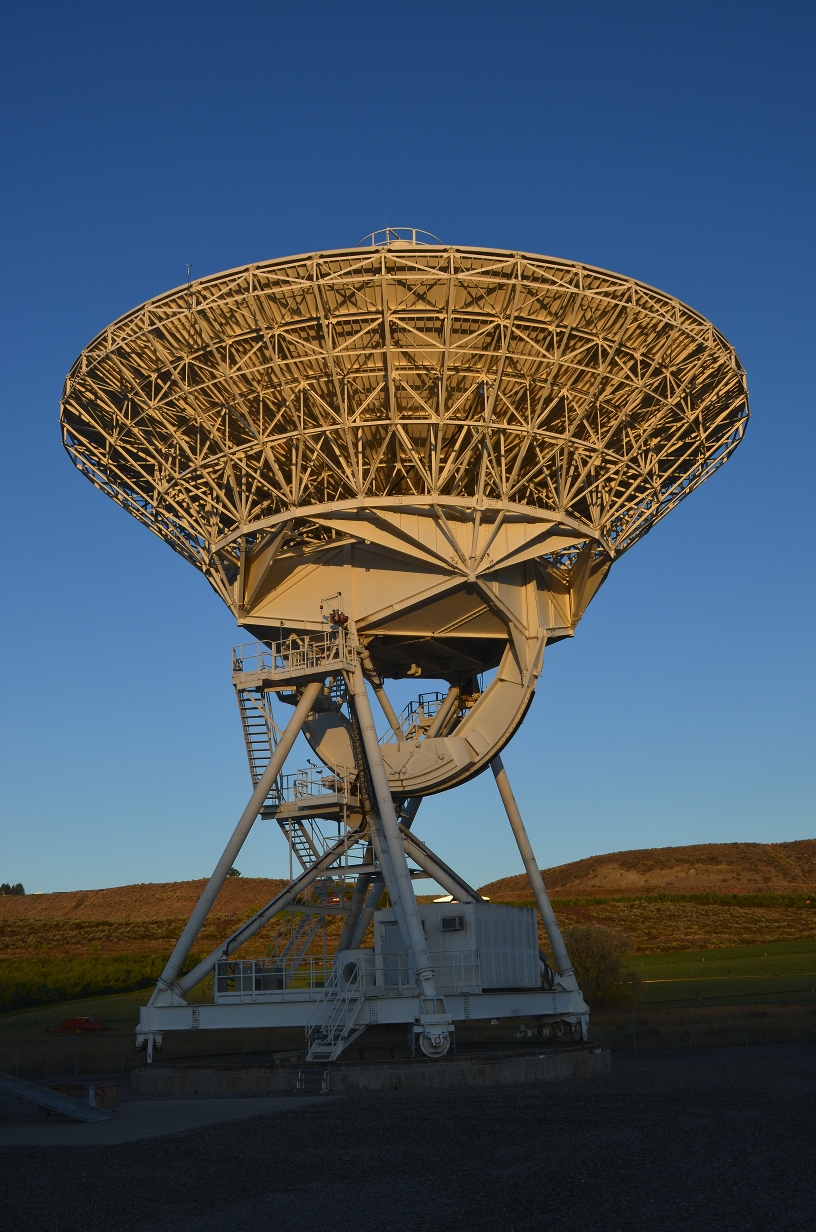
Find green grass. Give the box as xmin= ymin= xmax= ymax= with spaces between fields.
xmin=0 ymin=988 xmax=152 ymax=1036
xmin=0 ymin=974 xmax=215 ymax=1039
xmin=3 ymin=939 xmax=814 ymax=1033
xmin=0 ymin=952 xmax=205 ymax=1013
xmin=631 ymin=938 xmax=816 ymax=1002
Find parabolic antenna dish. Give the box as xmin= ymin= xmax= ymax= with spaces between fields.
xmin=61 ymin=242 xmax=748 ymax=788
xmin=62 ymin=238 xmax=749 ymax=1057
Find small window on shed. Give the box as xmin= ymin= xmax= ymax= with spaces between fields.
xmin=441 ymin=914 xmax=465 ymax=932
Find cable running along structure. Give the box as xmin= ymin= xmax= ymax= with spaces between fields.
xmin=61 ymin=232 xmax=748 ymax=1061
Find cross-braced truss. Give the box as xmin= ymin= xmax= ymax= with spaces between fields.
xmin=60 ymin=244 xmax=748 ymax=606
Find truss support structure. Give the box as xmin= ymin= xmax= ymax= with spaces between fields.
xmin=349 ymin=875 xmax=385 ymax=949
xmin=490 ymin=753 xmax=576 ymax=989
xmin=400 ymin=829 xmax=481 ymax=904
xmin=174 ymin=827 xmax=363 ymax=998
xmin=150 ymin=680 xmax=324 ymax=1003
xmin=336 ymin=863 xmax=375 ymax=951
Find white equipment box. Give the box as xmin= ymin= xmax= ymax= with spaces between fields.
xmin=374 ymin=902 xmax=540 ymax=995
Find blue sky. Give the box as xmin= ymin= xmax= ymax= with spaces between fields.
xmin=0 ymin=1 xmax=813 ymax=894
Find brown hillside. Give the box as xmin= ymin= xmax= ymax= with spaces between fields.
xmin=2 ymin=840 xmax=815 ymax=963
xmin=479 ymin=840 xmax=816 ymax=902
xmin=0 ymin=878 xmax=289 ymax=961
xmin=0 ymin=877 xmax=287 ymax=922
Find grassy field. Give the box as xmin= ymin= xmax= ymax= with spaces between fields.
xmin=0 ymin=952 xmax=208 ymax=1012
xmin=0 ymin=939 xmax=814 ymax=1081
xmin=631 ymin=937 xmax=816 ymax=1003
xmin=1 ymin=939 xmax=814 ymax=1038
xmin=0 ymin=977 xmax=216 ymax=1040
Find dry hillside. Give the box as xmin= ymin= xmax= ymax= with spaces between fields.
xmin=0 ymin=877 xmax=289 ymax=961
xmin=480 ymin=840 xmax=816 ymax=953
xmin=0 ymin=877 xmax=287 ymax=923
xmin=2 ymin=840 xmax=815 ymax=962
xmin=479 ymin=840 xmax=816 ymax=901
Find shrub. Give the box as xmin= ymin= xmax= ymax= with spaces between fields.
xmin=562 ymin=923 xmax=642 ymax=1008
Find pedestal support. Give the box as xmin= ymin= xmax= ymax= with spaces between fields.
xmin=490 ymin=754 xmax=577 ymax=991
xmin=349 ymin=661 xmax=451 ymax=1053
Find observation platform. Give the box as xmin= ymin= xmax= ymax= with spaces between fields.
xmin=260 ymin=766 xmax=359 ymax=823
xmin=232 ymin=632 xmax=356 ymax=690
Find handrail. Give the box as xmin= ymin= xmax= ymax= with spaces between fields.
xmin=232 ymin=630 xmax=356 ymax=680
xmin=266 ymin=765 xmax=356 ymax=806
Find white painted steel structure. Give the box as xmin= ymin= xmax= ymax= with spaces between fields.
xmin=61 ymin=231 xmax=748 ymax=1061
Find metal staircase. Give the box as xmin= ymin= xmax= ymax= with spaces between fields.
xmin=278 ymin=815 xmax=338 ymax=871
xmin=305 ymin=959 xmax=367 ymax=1062
xmin=233 ymin=640 xmax=367 ymax=1060
xmin=236 ymin=686 xmax=280 ymax=787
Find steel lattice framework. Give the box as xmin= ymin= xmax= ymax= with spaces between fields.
xmin=61 ymin=238 xmax=750 ymax=1061
xmin=61 ymin=244 xmax=748 ymax=607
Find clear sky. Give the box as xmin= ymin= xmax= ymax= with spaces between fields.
xmin=0 ymin=1 xmax=813 ymax=894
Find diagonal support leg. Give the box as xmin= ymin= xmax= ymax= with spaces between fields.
xmin=349 ymin=875 xmax=385 ymax=948
xmin=150 ymin=680 xmax=324 ymax=1002
xmin=173 ymin=827 xmax=365 ymax=997
xmin=349 ymin=661 xmax=452 ymax=1056
xmin=491 ymin=754 xmax=578 ymax=992
xmin=336 ymin=857 xmax=375 ymax=951
xmin=400 ymin=829 xmax=482 ymax=904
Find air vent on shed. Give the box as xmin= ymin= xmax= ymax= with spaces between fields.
xmin=441 ymin=915 xmax=465 ymax=932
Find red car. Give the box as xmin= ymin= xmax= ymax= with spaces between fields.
xmin=46 ymin=1016 xmax=106 ymax=1034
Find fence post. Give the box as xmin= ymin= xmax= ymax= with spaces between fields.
xmin=742 ymin=999 xmax=748 ymax=1047
xmin=631 ymin=1008 xmax=637 ymax=1054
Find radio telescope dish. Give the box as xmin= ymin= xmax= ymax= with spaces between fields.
xmin=61 ymin=238 xmax=748 ymax=1062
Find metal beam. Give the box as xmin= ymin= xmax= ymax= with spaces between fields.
xmin=174 ymin=827 xmax=363 ymax=996
xmin=490 ymin=754 xmax=577 ymax=990
xmin=153 ymin=680 xmax=324 ymax=997
xmin=400 ymin=829 xmax=480 ymax=904
xmin=349 ymin=660 xmax=450 ymax=1037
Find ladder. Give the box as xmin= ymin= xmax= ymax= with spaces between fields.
xmin=236 ymin=686 xmax=279 ymax=787
xmin=306 ymin=960 xmax=367 ymax=1062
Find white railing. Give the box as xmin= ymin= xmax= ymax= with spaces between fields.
xmin=305 ymin=958 xmax=366 ymax=1060
xmin=267 ymin=765 xmax=356 ymax=807
xmin=379 ymin=691 xmax=445 ymax=744
xmin=214 ymin=957 xmax=331 ymax=1001
xmin=214 ymin=948 xmax=482 ymax=1003
xmin=380 ymin=949 xmax=481 ymax=995
xmin=232 ymin=630 xmax=356 ymax=680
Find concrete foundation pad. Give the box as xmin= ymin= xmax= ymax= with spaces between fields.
xmin=132 ymin=1044 xmax=610 ymax=1097
xmin=0 ymin=1096 xmax=328 ymax=1146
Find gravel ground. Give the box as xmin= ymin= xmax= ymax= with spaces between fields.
xmin=1 ymin=1046 xmax=814 ymax=1231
